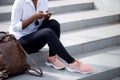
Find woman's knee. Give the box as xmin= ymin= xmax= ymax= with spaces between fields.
xmin=49 ymin=19 xmax=61 ymax=37
xmin=42 ymin=28 xmax=55 ymax=36
xmin=49 ymin=19 xmax=60 ymax=28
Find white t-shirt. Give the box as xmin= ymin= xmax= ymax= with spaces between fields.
xmin=9 ymin=0 xmax=48 ymax=39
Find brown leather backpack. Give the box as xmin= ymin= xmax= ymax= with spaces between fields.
xmin=0 ymin=32 xmax=43 ymax=80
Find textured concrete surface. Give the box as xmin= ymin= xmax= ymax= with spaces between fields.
xmin=94 ymin=0 xmax=120 ymax=11
xmin=78 ymin=67 xmax=120 ymax=80
xmin=7 ymin=46 xmax=120 ymax=80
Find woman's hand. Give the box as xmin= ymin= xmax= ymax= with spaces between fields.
xmin=33 ymin=11 xmax=44 ymax=20
xmin=22 ymin=11 xmax=44 ymax=29
xmin=43 ymin=11 xmax=52 ymax=21
xmin=33 ymin=11 xmax=52 ymax=20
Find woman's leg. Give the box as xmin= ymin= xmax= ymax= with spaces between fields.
xmin=38 ymin=19 xmax=61 ymax=38
xmin=18 ymin=30 xmax=46 ymax=53
xmin=39 ymin=21 xmax=92 ymax=73
xmin=18 ymin=28 xmax=75 ymax=63
xmin=38 ymin=19 xmax=61 ymax=57
xmin=19 ymin=28 xmax=92 ymax=73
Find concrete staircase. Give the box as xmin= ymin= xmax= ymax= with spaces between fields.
xmin=0 ymin=0 xmax=120 ymax=80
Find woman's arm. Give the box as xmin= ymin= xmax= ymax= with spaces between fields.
xmin=11 ymin=0 xmax=45 ymax=31
xmin=21 ymin=0 xmax=50 ymax=29
xmin=11 ymin=0 xmax=24 ymax=32
xmin=22 ymin=12 xmax=44 ymax=29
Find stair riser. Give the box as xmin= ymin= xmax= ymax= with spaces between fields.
xmin=119 ymin=15 xmax=120 ymax=21
xmin=27 ymin=51 xmax=49 ymax=66
xmin=61 ymin=15 xmax=120 ymax=32
xmin=66 ymin=36 xmax=119 ymax=55
xmin=27 ymin=36 xmax=120 ymax=65
xmin=0 ymin=0 xmax=14 ymax=5
xmin=83 ymin=36 xmax=120 ymax=53
xmin=119 ymin=36 xmax=120 ymax=45
xmin=0 ymin=13 xmax=11 ymax=22
xmin=49 ymin=2 xmax=94 ymax=15
xmin=78 ymin=67 xmax=120 ymax=80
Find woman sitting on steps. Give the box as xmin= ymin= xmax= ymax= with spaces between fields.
xmin=9 ymin=0 xmax=92 ymax=74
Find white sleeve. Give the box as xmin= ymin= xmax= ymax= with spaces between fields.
xmin=11 ymin=0 xmax=23 ymax=32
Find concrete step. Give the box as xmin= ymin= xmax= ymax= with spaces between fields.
xmin=25 ymin=23 xmax=120 ymax=65
xmin=51 ymin=10 xmax=120 ymax=32
xmin=78 ymin=67 xmax=120 ymax=80
xmin=0 ymin=21 xmax=10 ymax=32
xmin=0 ymin=5 xmax=11 ymax=22
xmin=8 ymin=46 xmax=120 ymax=80
xmin=61 ymin=22 xmax=120 ymax=47
xmin=0 ymin=0 xmax=94 ymax=21
xmin=48 ymin=0 xmax=94 ymax=14
xmin=0 ymin=23 xmax=120 ymax=56
xmin=0 ymin=10 xmax=120 ymax=32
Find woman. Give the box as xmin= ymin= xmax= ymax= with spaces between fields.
xmin=9 ymin=0 xmax=92 ymax=74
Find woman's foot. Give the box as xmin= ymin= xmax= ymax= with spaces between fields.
xmin=46 ymin=55 xmax=65 ymax=70
xmin=67 ymin=60 xmax=92 ymax=74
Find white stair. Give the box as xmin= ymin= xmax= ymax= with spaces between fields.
xmin=48 ymin=0 xmax=94 ymax=14
xmin=52 ymin=10 xmax=120 ymax=32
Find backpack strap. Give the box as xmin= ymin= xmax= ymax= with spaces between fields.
xmin=17 ymin=39 xmax=43 ymax=77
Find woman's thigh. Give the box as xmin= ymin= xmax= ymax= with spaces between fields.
xmin=18 ymin=28 xmax=51 ymax=53
xmin=38 ymin=19 xmax=61 ymax=38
